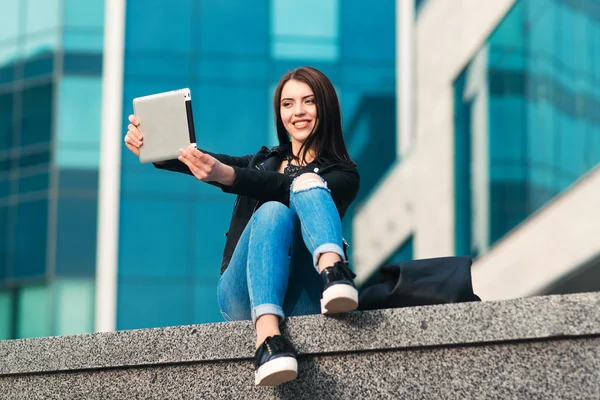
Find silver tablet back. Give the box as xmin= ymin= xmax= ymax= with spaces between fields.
xmin=133 ymin=88 xmax=193 ymax=164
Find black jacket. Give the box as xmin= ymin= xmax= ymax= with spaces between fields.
xmin=154 ymin=144 xmax=360 ymax=273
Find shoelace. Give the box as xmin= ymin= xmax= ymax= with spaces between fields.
xmin=263 ymin=336 xmax=294 ymax=356
xmin=326 ymin=261 xmax=357 ymax=281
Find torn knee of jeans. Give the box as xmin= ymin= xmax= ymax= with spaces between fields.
xmin=291 ymin=173 xmax=328 ymax=193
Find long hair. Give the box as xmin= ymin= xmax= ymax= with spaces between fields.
xmin=273 ymin=66 xmax=356 ymax=166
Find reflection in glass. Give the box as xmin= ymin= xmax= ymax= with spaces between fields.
xmin=56 ymin=76 xmax=102 ymax=169
xmin=271 ymin=0 xmax=339 ymax=61
xmin=454 ymin=0 xmax=600 ymax=257
xmin=20 ymin=81 xmax=53 ymax=148
xmin=54 ymin=278 xmax=95 ymax=336
xmin=0 ymin=0 xmax=19 ymax=41
xmin=0 ymin=207 xmax=8 ymax=282
xmin=0 ymin=290 xmax=11 ymax=339
xmin=0 ymin=42 xmax=19 ymax=81
xmin=25 ymin=0 xmax=60 ymax=35
xmin=197 ymin=0 xmax=269 ymax=56
xmin=0 ymin=90 xmax=13 ymax=153
xmin=55 ymin=197 xmax=98 ymax=276
xmin=16 ymin=284 xmax=52 ymax=339
xmin=13 ymin=199 xmax=48 ymax=279
xmin=125 ymin=0 xmax=192 ymax=53
xmin=117 ymin=280 xmax=191 ymax=330
xmin=63 ymin=0 xmax=105 ymax=29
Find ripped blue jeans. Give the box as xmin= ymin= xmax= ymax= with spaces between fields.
xmin=216 ymin=174 xmax=346 ymax=325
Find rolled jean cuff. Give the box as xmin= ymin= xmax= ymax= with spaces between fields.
xmin=252 ymin=303 xmax=285 ymax=326
xmin=312 ymin=243 xmax=346 ymax=271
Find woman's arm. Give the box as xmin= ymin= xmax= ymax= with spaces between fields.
xmin=223 ymin=164 xmax=360 ymax=216
xmin=153 ymin=150 xmax=253 ymax=176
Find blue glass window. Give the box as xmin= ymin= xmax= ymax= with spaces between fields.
xmin=0 ymin=0 xmax=20 ymax=42
xmin=0 ymin=90 xmax=13 ymax=158
xmin=125 ymin=0 xmax=192 ymax=53
xmin=13 ymin=199 xmax=48 ymax=279
xmin=454 ymin=0 xmax=600 ymax=256
xmin=54 ymin=278 xmax=95 ymax=336
xmin=22 ymin=53 xmax=54 ymax=79
xmin=193 ymin=281 xmax=222 ymax=324
xmin=192 ymin=200 xmax=234 ymax=277
xmin=20 ymin=81 xmax=53 ymax=148
xmin=16 ymin=284 xmax=52 ymax=339
xmin=23 ymin=0 xmax=60 ymax=60
xmin=0 ymin=289 xmax=12 ymax=340
xmin=62 ymin=52 xmax=103 ymax=76
xmin=0 ymin=45 xmax=18 ymax=84
xmin=63 ymin=0 xmax=105 ymax=29
xmin=117 ymin=280 xmax=191 ymax=330
xmin=118 ymin=198 xmax=194 ymax=279
xmin=63 ymin=34 xmax=104 ymax=54
xmin=341 ymin=0 xmax=395 ymax=61
xmin=197 ymin=0 xmax=269 ymax=57
xmin=271 ymin=0 xmax=339 ymax=62
xmin=196 ymin=84 xmax=270 ymax=155
xmin=56 ymin=76 xmax=102 ymax=169
xmin=58 ymin=169 xmax=99 ymax=192
xmin=55 ymin=197 xmax=98 ymax=276
xmin=18 ymin=168 xmax=50 ymax=194
xmin=25 ymin=0 xmax=60 ymax=35
xmin=0 ymin=206 xmax=8 ymax=283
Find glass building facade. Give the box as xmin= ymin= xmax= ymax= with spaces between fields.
xmin=117 ymin=0 xmax=396 ymax=330
xmin=0 ymin=0 xmax=395 ymax=338
xmin=454 ymin=0 xmax=600 ymax=257
xmin=0 ymin=0 xmax=104 ymax=339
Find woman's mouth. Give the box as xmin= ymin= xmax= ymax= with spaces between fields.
xmin=293 ymin=120 xmax=310 ymax=129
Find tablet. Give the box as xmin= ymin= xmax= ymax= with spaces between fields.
xmin=133 ymin=88 xmax=196 ymax=164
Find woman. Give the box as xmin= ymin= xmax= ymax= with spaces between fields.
xmin=124 ymin=66 xmax=360 ymax=386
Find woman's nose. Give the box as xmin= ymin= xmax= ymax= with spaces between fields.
xmin=294 ymin=103 xmax=305 ymax=116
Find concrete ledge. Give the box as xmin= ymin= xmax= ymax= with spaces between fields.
xmin=1 ymin=293 xmax=599 ymax=399
xmin=1 ymin=292 xmax=599 ymax=376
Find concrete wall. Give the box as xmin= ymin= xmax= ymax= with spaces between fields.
xmin=1 ymin=293 xmax=598 ymax=399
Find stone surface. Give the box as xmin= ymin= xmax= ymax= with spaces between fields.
xmin=1 ymin=337 xmax=598 ymax=399
xmin=1 ymin=292 xmax=599 ymax=375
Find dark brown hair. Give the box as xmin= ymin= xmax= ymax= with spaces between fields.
xmin=273 ymin=66 xmax=356 ymax=166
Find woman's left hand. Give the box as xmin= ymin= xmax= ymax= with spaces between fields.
xmin=178 ymin=145 xmax=235 ymax=185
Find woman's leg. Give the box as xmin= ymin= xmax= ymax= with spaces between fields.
xmin=217 ymin=201 xmax=296 ymax=346
xmin=289 ymin=173 xmax=358 ymax=313
xmin=283 ymin=227 xmax=322 ymax=317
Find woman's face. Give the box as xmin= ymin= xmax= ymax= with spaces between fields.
xmin=280 ymin=79 xmax=317 ymax=145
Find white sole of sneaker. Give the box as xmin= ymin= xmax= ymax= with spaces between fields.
xmin=321 ymin=284 xmax=359 ymax=314
xmin=254 ymin=356 xmax=298 ymax=386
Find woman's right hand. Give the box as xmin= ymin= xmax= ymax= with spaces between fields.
xmin=124 ymin=115 xmax=143 ymax=156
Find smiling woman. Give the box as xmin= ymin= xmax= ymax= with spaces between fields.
xmin=123 ymin=66 xmax=360 ymax=387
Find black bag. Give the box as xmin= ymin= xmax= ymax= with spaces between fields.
xmin=358 ymin=256 xmax=481 ymax=311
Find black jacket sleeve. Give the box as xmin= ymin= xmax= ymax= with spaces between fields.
xmin=223 ymin=164 xmax=360 ymax=217
xmin=223 ymin=166 xmax=294 ymax=205
xmin=319 ymin=166 xmax=360 ymax=218
xmin=152 ymin=150 xmax=254 ymax=189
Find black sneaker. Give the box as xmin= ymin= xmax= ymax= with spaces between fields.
xmin=320 ymin=261 xmax=359 ymax=314
xmin=254 ymin=335 xmax=298 ymax=386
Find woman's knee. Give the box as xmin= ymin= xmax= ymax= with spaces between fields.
xmin=291 ymin=173 xmax=328 ymax=193
xmin=253 ymin=201 xmax=293 ymax=223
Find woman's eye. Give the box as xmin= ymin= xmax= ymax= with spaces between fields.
xmin=306 ymin=98 xmax=314 ymax=104
xmin=283 ymin=102 xmax=292 ymax=107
